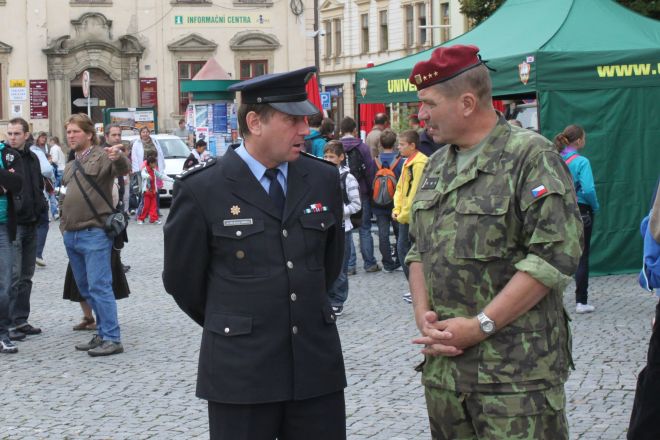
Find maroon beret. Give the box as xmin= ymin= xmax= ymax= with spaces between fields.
xmin=409 ymin=45 xmax=483 ymax=90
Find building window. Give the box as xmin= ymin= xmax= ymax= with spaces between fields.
xmin=404 ymin=5 xmax=414 ymax=48
xmin=178 ymin=61 xmax=205 ymax=114
xmin=333 ymin=18 xmax=342 ymax=57
xmin=323 ymin=21 xmax=332 ymax=57
xmin=361 ymin=14 xmax=369 ymax=54
xmin=417 ymin=3 xmax=427 ymax=46
xmin=240 ymin=60 xmax=267 ymax=80
xmin=441 ymin=2 xmax=450 ymax=43
xmin=379 ymin=10 xmax=388 ymax=52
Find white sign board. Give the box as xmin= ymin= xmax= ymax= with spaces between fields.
xmin=9 ymin=87 xmax=27 ymax=101
xmin=134 ymin=111 xmax=154 ymax=122
xmin=82 ymin=70 xmax=90 ymax=98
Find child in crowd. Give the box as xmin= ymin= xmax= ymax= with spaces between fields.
xmin=391 ymin=130 xmax=428 ymax=303
xmin=373 ymin=129 xmax=404 ymax=272
xmin=323 ymin=140 xmax=361 ymax=316
xmin=138 ymin=155 xmax=173 ymax=225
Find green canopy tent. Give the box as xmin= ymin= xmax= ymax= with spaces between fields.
xmin=356 ymin=0 xmax=660 ymax=275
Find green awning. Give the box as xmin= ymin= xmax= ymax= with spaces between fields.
xmin=180 ymin=79 xmax=239 ymax=101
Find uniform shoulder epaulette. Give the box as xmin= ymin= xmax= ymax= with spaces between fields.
xmin=176 ymin=157 xmax=217 ymax=179
xmin=300 ymin=151 xmax=335 ymax=167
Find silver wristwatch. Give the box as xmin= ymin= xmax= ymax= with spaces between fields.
xmin=477 ymin=311 xmax=496 ymax=335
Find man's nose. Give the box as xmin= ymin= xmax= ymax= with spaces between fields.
xmin=418 ymin=103 xmax=429 ymax=120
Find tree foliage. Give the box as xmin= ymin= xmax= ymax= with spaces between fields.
xmin=459 ymin=0 xmax=660 ymax=26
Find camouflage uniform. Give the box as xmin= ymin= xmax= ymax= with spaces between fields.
xmin=406 ymin=116 xmax=583 ymax=440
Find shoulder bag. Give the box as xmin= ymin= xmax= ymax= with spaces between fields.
xmin=72 ymin=160 xmax=128 ymax=238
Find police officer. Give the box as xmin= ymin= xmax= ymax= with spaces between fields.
xmin=404 ymin=45 xmax=583 ymax=439
xmin=163 ymin=66 xmax=346 ymax=440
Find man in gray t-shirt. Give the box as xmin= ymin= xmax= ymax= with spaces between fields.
xmin=172 ymin=119 xmax=192 ymax=146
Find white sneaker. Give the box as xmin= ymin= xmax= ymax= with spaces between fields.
xmin=402 ymin=292 xmax=412 ymax=304
xmin=576 ymin=303 xmax=595 ymax=314
xmin=35 ymin=257 xmax=46 ymax=267
xmin=137 ymin=220 xmax=144 ymax=225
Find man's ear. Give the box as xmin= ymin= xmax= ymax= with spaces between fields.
xmin=460 ymin=92 xmax=478 ymax=118
xmin=246 ymin=111 xmax=262 ymax=136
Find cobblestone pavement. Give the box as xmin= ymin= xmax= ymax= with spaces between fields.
xmin=0 ymin=214 xmax=653 ymax=439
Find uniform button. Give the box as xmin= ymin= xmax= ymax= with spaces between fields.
xmin=282 ymin=229 xmax=288 ymax=238
xmin=236 ymin=230 xmax=242 ymax=237
xmin=290 ymin=292 xmax=297 ymax=301
xmin=224 ymin=327 xmax=230 ymax=334
xmin=236 ymin=250 xmax=245 ymax=259
xmin=292 ymin=326 xmax=298 ymax=334
xmin=287 ymin=261 xmax=294 ymax=269
xmin=321 ymin=222 xmax=325 ymax=229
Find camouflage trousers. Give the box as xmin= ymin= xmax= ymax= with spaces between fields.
xmin=424 ymin=385 xmax=568 ymax=440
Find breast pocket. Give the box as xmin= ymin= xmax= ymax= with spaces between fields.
xmin=299 ymin=211 xmax=336 ymax=271
xmin=212 ymin=219 xmax=269 ymax=278
xmin=455 ymin=195 xmax=510 ymax=260
xmin=410 ymin=191 xmax=441 ymax=253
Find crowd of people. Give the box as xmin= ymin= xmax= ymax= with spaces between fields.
xmin=0 ymin=115 xmax=189 ymax=356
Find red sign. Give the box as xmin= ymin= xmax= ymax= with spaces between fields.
xmin=140 ymin=78 xmax=157 ymax=108
xmin=30 ymin=80 xmax=48 ymax=119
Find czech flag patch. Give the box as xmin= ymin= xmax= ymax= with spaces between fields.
xmin=531 ymin=185 xmax=548 ymax=198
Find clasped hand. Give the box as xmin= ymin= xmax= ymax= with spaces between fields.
xmin=412 ymin=311 xmax=485 ymax=357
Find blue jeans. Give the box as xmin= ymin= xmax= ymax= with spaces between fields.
xmin=48 ymin=193 xmax=59 ymax=218
xmin=0 ymin=224 xmax=13 ymax=339
xmin=327 ymin=231 xmax=351 ymax=307
xmin=375 ymin=214 xmax=397 ymax=270
xmin=397 ymin=223 xmax=411 ymax=279
xmin=10 ymin=224 xmax=37 ymax=328
xmin=36 ymin=208 xmax=49 ymax=259
xmin=64 ymin=228 xmax=121 ymax=342
xmin=347 ymin=232 xmax=356 ymax=270
xmin=358 ymin=198 xmax=377 ymax=269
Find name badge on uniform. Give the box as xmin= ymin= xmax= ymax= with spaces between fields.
xmin=421 ymin=177 xmax=439 ymax=190
xmin=223 ymin=218 xmax=254 ymax=227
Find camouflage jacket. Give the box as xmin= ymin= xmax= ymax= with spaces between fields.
xmin=406 ymin=116 xmax=583 ymax=393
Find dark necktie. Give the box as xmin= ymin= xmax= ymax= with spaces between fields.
xmin=265 ymin=168 xmax=285 ymax=216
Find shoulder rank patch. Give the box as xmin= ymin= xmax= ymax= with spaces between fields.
xmin=300 ymin=151 xmax=335 ymax=167
xmin=176 ymin=157 xmax=217 ymax=179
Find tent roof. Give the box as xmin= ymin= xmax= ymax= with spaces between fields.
xmin=356 ymin=0 xmax=660 ymax=103
xmin=193 ymin=58 xmax=232 ymax=80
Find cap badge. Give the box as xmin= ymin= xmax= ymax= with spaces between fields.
xmin=415 ymin=74 xmax=423 ymax=85
xmin=230 ymin=205 xmax=241 ymax=216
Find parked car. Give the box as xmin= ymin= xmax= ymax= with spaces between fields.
xmin=122 ymin=133 xmax=191 ymax=201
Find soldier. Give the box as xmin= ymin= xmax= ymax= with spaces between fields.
xmin=404 ymin=45 xmax=583 ymax=439
xmin=163 ymin=66 xmax=347 ymax=440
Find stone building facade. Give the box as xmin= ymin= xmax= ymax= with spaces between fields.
xmin=0 ymin=0 xmax=315 ymax=140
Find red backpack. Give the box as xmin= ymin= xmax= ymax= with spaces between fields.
xmin=372 ymin=157 xmax=401 ymax=207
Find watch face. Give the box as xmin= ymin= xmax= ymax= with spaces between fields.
xmin=482 ymin=321 xmax=495 ymax=333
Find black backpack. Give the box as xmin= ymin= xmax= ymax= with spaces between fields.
xmin=345 ymin=147 xmax=366 ymax=183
